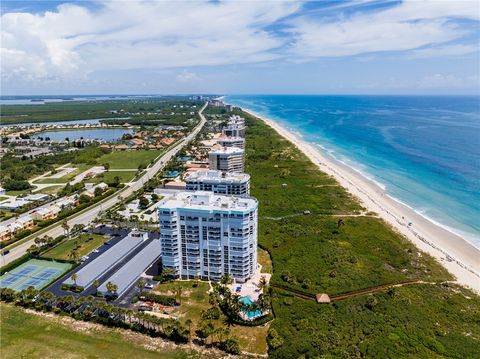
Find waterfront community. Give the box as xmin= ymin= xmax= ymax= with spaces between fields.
xmin=0 ymin=95 xmax=479 ymax=358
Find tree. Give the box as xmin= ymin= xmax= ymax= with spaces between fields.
xmin=136 ymin=279 xmax=146 ymax=291
xmin=70 ymin=273 xmax=78 ymax=286
xmin=106 ymin=281 xmax=118 ymax=295
xmin=27 ymin=244 xmax=40 ymax=256
xmin=103 ymin=163 xmax=110 ymax=171
xmin=62 ymin=220 xmax=70 ymax=239
xmin=220 ymin=274 xmax=233 ymax=285
xmin=138 ymin=196 xmax=149 ymax=209
xmin=222 ymin=337 xmax=241 ymax=355
xmin=174 ymin=287 xmax=183 ymax=305
xmin=162 ymin=267 xmax=176 ymax=280
xmin=69 ymin=247 xmax=78 ymax=261
xmin=151 ymin=193 xmax=159 ymax=201
xmin=302 ymin=278 xmax=311 ymax=289
xmin=92 ymin=279 xmax=100 ymax=292
xmin=112 ymin=176 xmax=121 ymax=187
xmin=267 ymin=328 xmax=284 ymax=349
xmin=94 ymin=187 xmax=104 ymax=197
xmin=72 ymin=223 xmax=85 ymax=234
xmin=79 ymin=194 xmax=91 ymax=204
xmin=258 ymin=276 xmax=268 ymax=291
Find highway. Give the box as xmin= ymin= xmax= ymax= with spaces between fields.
xmin=1 ymin=102 xmax=207 ymax=267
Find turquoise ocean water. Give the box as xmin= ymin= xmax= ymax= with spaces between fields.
xmin=226 ymin=95 xmax=480 ymax=247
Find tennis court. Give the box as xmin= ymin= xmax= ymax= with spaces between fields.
xmin=0 ymin=259 xmax=71 ymax=292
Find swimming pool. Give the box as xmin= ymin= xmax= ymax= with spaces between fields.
xmin=240 ymin=296 xmax=263 ymax=319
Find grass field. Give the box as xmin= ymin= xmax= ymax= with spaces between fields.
xmin=0 ymin=303 xmax=198 ymax=359
xmin=36 ymin=185 xmax=63 ymax=195
xmin=42 ymin=233 xmax=109 ymax=260
xmin=153 ymin=280 xmax=269 ymax=355
xmin=5 ymin=188 xmax=36 ymax=196
xmin=0 ymin=196 xmax=8 ymax=202
xmin=97 ymin=150 xmax=162 ymax=169
xmin=241 ymin=109 xmax=480 ymax=358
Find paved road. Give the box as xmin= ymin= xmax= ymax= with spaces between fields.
xmin=1 ymin=103 xmax=207 ymax=266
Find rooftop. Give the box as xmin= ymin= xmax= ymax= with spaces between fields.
xmin=159 ymin=191 xmax=257 ymax=212
xmin=209 ymin=146 xmax=244 ymax=155
xmin=186 ymin=170 xmax=250 ymax=183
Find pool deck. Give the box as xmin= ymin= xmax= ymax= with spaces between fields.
xmin=227 ymin=265 xmax=271 ymax=301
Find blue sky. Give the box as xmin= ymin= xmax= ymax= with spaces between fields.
xmin=1 ymin=0 xmax=479 ymax=95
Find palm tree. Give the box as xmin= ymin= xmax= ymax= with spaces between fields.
xmin=70 ymin=272 xmax=78 ymax=286
xmin=69 ymin=248 xmax=79 ymax=262
xmin=220 ymin=274 xmax=233 ymax=285
xmin=92 ymin=279 xmax=100 ymax=293
xmin=162 ymin=267 xmax=176 ymax=280
xmin=62 ymin=220 xmax=70 ymax=239
xmin=174 ymin=287 xmax=183 ymax=305
xmin=136 ymin=279 xmax=145 ymax=291
xmin=106 ymin=281 xmax=118 ymax=295
xmin=258 ymin=276 xmax=268 ymax=292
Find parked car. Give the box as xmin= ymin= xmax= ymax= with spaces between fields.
xmin=144 ymin=283 xmax=154 ymax=289
xmin=138 ymin=305 xmax=152 ymax=312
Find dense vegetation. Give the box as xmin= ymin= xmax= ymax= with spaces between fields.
xmin=1 ymin=98 xmax=201 ymax=125
xmin=242 ymin=110 xmax=480 ymax=358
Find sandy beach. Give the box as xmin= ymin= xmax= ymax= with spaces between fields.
xmin=241 ymin=108 xmax=480 ymax=293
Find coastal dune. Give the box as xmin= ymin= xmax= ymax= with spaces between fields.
xmin=242 ymin=108 xmax=480 ymax=293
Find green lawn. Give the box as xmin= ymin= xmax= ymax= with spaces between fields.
xmin=0 ymin=303 xmax=199 ymax=359
xmin=5 ymin=188 xmax=36 ymax=196
xmin=240 ymin=109 xmax=480 ymax=358
xmin=0 ymin=196 xmax=8 ymax=202
xmin=42 ymin=233 xmax=109 ymax=260
xmin=97 ymin=150 xmax=162 ymax=169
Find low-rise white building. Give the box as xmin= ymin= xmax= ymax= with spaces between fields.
xmin=185 ymin=170 xmax=250 ymax=196
xmin=158 ymin=191 xmax=258 ymax=282
xmin=208 ymin=147 xmax=244 ymax=173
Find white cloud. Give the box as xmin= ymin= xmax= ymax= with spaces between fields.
xmin=176 ymin=70 xmax=200 ymax=83
xmin=289 ymin=0 xmax=479 ymax=58
xmin=416 ymin=73 xmax=479 ymax=89
xmin=409 ymin=44 xmax=479 ymax=58
xmin=1 ymin=0 xmax=301 ymax=81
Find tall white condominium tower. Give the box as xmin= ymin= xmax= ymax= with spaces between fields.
xmin=158 ymin=191 xmax=258 ymax=282
xmin=222 ymin=115 xmax=246 ymax=138
xmin=208 ymin=147 xmax=244 ymax=172
xmin=185 ymin=170 xmax=250 ymax=196
xmin=216 ymin=136 xmax=245 ymax=149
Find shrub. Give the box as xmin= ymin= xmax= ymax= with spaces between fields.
xmin=139 ymin=292 xmax=176 ymax=306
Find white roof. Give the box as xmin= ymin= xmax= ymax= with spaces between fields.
xmin=16 ymin=215 xmax=32 ymax=224
xmin=159 ymin=191 xmax=257 ymax=212
xmin=209 ymin=147 xmax=244 ymax=155
xmin=186 ymin=170 xmax=249 ymax=184
xmin=24 ymin=193 xmax=49 ymax=201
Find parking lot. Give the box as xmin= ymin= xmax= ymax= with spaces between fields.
xmin=45 ymin=228 xmax=161 ymax=304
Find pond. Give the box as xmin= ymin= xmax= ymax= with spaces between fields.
xmin=31 ymin=128 xmax=133 ymax=142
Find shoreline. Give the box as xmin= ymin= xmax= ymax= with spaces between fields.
xmin=240 ymin=107 xmax=480 ymax=293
